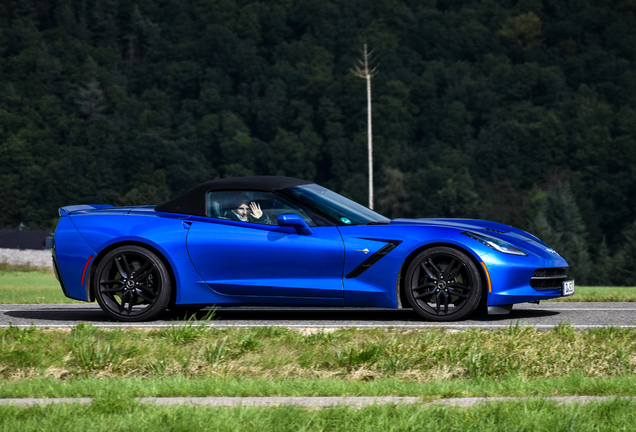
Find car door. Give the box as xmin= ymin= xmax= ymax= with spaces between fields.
xmin=186 ymin=191 xmax=345 ymax=300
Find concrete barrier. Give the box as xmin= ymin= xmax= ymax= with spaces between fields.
xmin=0 ymin=248 xmax=53 ymax=268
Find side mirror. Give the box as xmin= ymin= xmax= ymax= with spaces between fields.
xmin=277 ymin=213 xmax=313 ymax=235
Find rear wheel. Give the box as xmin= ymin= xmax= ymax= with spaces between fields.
xmin=94 ymin=246 xmax=171 ymax=322
xmin=405 ymin=247 xmax=481 ymax=321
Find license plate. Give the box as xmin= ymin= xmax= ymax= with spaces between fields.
xmin=562 ymin=280 xmax=575 ymax=296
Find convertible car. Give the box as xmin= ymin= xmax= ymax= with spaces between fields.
xmin=53 ymin=176 xmax=574 ymax=322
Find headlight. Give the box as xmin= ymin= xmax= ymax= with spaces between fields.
xmin=461 ymin=231 xmax=528 ymax=256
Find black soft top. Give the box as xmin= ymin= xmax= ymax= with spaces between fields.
xmin=155 ymin=176 xmax=313 ymax=216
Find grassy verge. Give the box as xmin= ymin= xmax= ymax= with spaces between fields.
xmin=0 ymin=267 xmax=75 ymax=304
xmin=2 ymin=323 xmax=636 ymax=390
xmin=3 ymin=323 xmax=636 ymax=430
xmin=3 ymin=375 xmax=636 ymax=399
xmin=548 ymin=286 xmax=636 ymax=302
xmin=2 ymin=399 xmax=636 ymax=432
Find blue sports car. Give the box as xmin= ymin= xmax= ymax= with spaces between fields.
xmin=53 ymin=176 xmax=574 ymax=322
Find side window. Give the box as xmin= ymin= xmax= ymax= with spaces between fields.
xmin=206 ymin=191 xmax=316 ymax=227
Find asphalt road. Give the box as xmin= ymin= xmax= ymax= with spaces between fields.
xmin=1 ymin=302 xmax=635 ymax=329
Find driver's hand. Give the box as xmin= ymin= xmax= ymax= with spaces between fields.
xmin=250 ymin=202 xmax=263 ymax=219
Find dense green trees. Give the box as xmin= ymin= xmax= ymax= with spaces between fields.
xmin=1 ymin=0 xmax=635 ymax=284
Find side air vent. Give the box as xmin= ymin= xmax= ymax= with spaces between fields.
xmin=530 ymin=268 xmax=568 ymax=290
xmin=345 ymin=241 xmax=402 ymax=279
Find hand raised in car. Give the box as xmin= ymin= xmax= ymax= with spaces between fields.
xmin=249 ymin=202 xmax=263 ymax=219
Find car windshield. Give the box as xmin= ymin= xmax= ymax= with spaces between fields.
xmin=283 ymin=184 xmax=390 ymax=226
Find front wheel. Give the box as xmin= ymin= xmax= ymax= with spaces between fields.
xmin=405 ymin=247 xmax=482 ymax=321
xmin=93 ymin=246 xmax=171 ymax=322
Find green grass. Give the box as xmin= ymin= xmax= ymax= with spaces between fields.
xmin=3 ymin=374 xmax=636 ymax=399
xmin=2 ymin=324 xmax=636 ymax=384
xmin=2 ymin=321 xmax=636 ymax=430
xmin=548 ymin=286 xmax=636 ymax=302
xmin=2 ymin=399 xmax=636 ymax=431
xmin=0 ymin=267 xmax=75 ymax=304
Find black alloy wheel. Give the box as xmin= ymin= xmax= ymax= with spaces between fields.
xmin=405 ymin=247 xmax=482 ymax=321
xmin=94 ymin=246 xmax=171 ymax=322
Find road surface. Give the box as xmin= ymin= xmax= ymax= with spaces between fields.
xmin=1 ymin=302 xmax=635 ymax=329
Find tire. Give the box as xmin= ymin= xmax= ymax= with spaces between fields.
xmin=93 ymin=245 xmax=171 ymax=322
xmin=405 ymin=247 xmax=482 ymax=321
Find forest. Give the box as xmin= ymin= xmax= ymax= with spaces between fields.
xmin=1 ymin=0 xmax=635 ymax=284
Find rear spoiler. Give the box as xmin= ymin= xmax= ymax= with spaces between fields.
xmin=58 ymin=204 xmax=115 ymax=216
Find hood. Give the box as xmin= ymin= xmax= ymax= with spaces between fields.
xmin=390 ymin=218 xmax=546 ymax=246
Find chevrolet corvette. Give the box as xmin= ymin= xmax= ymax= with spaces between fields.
xmin=52 ymin=176 xmax=574 ymax=322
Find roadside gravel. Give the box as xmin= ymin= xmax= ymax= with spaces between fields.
xmin=0 ymin=248 xmax=52 ymax=268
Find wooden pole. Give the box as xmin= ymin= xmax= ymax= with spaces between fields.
xmin=352 ymin=44 xmax=378 ymax=209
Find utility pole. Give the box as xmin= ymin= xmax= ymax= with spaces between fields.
xmin=352 ymin=44 xmax=378 ymax=209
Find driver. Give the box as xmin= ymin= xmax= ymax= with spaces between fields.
xmin=226 ymin=196 xmax=271 ymax=224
